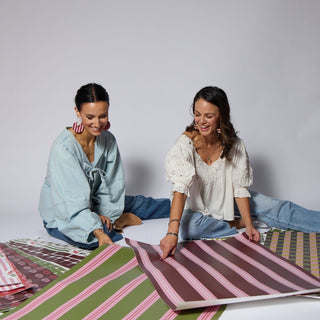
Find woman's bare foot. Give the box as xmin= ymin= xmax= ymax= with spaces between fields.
xmin=228 ymin=218 xmax=246 ymax=229
xmin=113 ymin=212 xmax=142 ymax=232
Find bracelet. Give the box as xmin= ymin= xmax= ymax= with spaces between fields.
xmin=168 ymin=219 xmax=181 ymax=225
xmin=166 ymin=232 xmax=178 ymax=237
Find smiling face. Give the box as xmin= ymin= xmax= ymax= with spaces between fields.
xmin=194 ymin=98 xmax=220 ymax=137
xmin=75 ymin=101 xmax=109 ymax=137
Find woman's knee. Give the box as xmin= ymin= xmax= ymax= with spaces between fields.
xmin=180 ymin=225 xmax=199 ymax=240
xmin=180 ymin=210 xmax=204 ymax=240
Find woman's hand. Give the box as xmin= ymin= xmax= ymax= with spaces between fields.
xmin=99 ymin=215 xmax=112 ymax=232
xmin=245 ymin=224 xmax=260 ymax=242
xmin=234 ymin=197 xmax=260 ymax=242
xmin=160 ymin=191 xmax=186 ymax=259
xmin=160 ymin=234 xmax=178 ymax=259
xmin=94 ymin=229 xmax=114 ymax=246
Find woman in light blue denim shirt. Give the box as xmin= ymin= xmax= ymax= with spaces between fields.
xmin=39 ymin=83 xmax=169 ymax=249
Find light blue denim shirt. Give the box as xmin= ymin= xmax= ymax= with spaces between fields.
xmin=38 ymin=129 xmax=125 ymax=244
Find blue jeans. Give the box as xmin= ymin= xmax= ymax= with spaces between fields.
xmin=242 ymin=191 xmax=320 ymax=232
xmin=44 ymin=195 xmax=170 ymax=249
xmin=44 ymin=221 xmax=123 ymax=250
xmin=180 ymin=191 xmax=320 ymax=240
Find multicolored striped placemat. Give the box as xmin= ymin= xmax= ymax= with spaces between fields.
xmin=264 ymin=230 xmax=320 ymax=278
xmin=127 ymin=232 xmax=320 ymax=310
xmin=1 ymin=244 xmax=225 ymax=320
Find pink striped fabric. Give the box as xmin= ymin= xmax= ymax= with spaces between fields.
xmin=160 ymin=309 xmax=181 ymax=320
xmin=126 ymin=233 xmax=320 ymax=310
xmin=122 ymin=291 xmax=160 ymax=320
xmin=43 ymin=257 xmax=138 ymax=319
xmin=4 ymin=245 xmax=122 ymax=320
xmin=83 ymin=273 xmax=148 ymax=320
xmin=197 ymin=306 xmax=222 ymax=320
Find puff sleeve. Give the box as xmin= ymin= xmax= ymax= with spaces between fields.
xmin=231 ymin=139 xmax=253 ymax=198
xmin=165 ymin=135 xmax=196 ymax=196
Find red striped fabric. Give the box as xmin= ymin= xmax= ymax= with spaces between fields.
xmin=126 ymin=233 xmax=320 ymax=310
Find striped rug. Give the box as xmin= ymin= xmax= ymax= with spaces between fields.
xmin=264 ymin=230 xmax=320 ymax=278
xmin=1 ymin=245 xmax=225 ymax=320
xmin=126 ymin=232 xmax=320 ymax=310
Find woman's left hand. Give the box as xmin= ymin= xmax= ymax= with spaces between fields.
xmin=99 ymin=215 xmax=112 ymax=231
xmin=246 ymin=224 xmax=260 ymax=242
xmin=160 ymin=234 xmax=178 ymax=259
xmin=94 ymin=229 xmax=114 ymax=246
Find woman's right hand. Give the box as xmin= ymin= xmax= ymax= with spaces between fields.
xmin=99 ymin=215 xmax=112 ymax=232
xmin=160 ymin=234 xmax=178 ymax=259
xmin=94 ymin=229 xmax=114 ymax=246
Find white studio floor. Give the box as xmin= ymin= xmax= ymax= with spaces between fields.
xmin=1 ymin=213 xmax=320 ymax=320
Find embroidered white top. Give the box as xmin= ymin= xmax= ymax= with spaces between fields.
xmin=165 ymin=134 xmax=253 ymax=221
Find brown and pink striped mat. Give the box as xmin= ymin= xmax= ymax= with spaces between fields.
xmin=126 ymin=232 xmax=320 ymax=310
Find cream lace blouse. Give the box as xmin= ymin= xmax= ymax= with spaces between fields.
xmin=165 ymin=134 xmax=253 ymax=220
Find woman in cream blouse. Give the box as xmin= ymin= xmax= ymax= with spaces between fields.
xmin=160 ymin=86 xmax=320 ymax=259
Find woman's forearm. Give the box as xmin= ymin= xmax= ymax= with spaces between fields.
xmin=235 ymin=197 xmax=260 ymax=242
xmin=234 ymin=197 xmax=253 ymax=227
xmin=167 ymin=192 xmax=187 ymax=234
xmin=160 ymin=191 xmax=186 ymax=259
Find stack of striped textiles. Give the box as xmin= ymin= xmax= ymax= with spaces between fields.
xmin=2 ymin=232 xmax=320 ymax=320
xmin=0 ymin=247 xmax=34 ymax=309
xmin=0 ymin=239 xmax=90 ymax=314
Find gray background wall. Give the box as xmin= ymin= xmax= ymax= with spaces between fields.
xmin=1 ymin=0 xmax=320 ymax=223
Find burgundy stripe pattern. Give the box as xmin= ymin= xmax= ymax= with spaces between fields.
xmin=0 ymin=243 xmax=58 ymax=310
xmin=126 ymin=233 xmax=320 ymax=310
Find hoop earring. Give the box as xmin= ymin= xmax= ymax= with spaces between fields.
xmin=104 ymin=121 xmax=111 ymax=131
xmin=72 ymin=117 xmax=84 ymax=134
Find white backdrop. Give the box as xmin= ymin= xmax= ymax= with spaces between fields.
xmin=1 ymin=0 xmax=320 ymax=225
